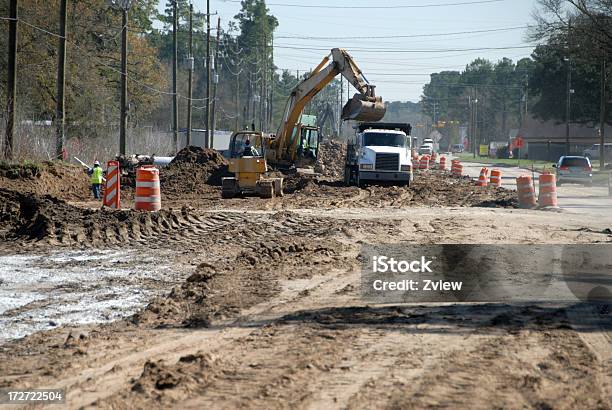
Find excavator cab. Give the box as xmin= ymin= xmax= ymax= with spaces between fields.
xmin=296 ymin=124 xmax=319 ymax=162
xmin=222 ymin=131 xmax=283 ymax=199
xmin=292 ymin=115 xmax=320 ymax=167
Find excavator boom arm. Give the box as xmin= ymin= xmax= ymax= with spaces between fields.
xmin=274 ymin=48 xmax=385 ymax=162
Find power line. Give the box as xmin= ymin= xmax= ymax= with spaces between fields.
xmin=20 ymin=19 xmax=64 ymax=38
xmin=276 ymin=25 xmax=527 ymax=40
xmin=273 ymin=44 xmax=536 ymax=53
xmin=220 ymin=0 xmax=505 ymax=9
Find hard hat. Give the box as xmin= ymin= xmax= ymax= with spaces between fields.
xmin=94 ymin=160 xmax=100 ymax=166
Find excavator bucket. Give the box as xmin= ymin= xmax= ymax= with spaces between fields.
xmin=341 ymin=93 xmax=386 ymax=122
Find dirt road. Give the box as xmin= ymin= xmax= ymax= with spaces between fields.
xmin=1 ymin=206 xmax=611 ymax=409
xmin=457 ymin=159 xmax=612 ymax=219
xmin=1 ymin=147 xmax=610 ymax=409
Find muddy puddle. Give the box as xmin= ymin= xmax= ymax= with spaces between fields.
xmin=0 ymin=249 xmax=183 ymax=342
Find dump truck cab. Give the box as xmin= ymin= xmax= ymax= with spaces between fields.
xmin=344 ymin=122 xmax=413 ymax=187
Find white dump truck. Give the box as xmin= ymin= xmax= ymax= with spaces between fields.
xmin=344 ymin=122 xmax=413 ymax=187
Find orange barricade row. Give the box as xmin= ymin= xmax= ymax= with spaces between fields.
xmin=489 ymin=169 xmax=502 ymax=187
xmin=516 ymin=175 xmax=536 ymax=208
xmin=135 ymin=166 xmax=161 ymax=212
xmin=538 ymin=173 xmax=558 ymax=208
xmin=104 ymin=160 xmax=120 ymax=209
xmin=476 ymin=167 xmax=489 ymax=186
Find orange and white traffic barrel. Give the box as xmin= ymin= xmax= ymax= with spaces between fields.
xmin=419 ymin=155 xmax=430 ymax=170
xmin=451 ymin=160 xmax=463 ymax=177
xmin=431 ymin=152 xmax=437 ymax=163
xmin=489 ymin=169 xmax=502 ymax=187
xmin=476 ymin=167 xmax=489 ymax=186
xmin=135 ymin=166 xmax=161 ymax=211
xmin=538 ymin=172 xmax=558 ymax=208
xmin=439 ymin=156 xmax=447 ymax=170
xmin=103 ymin=160 xmax=120 ymax=209
xmin=516 ymin=175 xmax=536 ymax=208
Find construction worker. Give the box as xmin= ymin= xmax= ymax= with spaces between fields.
xmin=88 ymin=161 xmax=104 ymax=200
xmin=242 ymin=139 xmax=259 ymax=157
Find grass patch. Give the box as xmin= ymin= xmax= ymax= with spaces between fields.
xmin=456 ymin=154 xmax=555 ymax=172
xmin=0 ymin=159 xmax=44 ymax=179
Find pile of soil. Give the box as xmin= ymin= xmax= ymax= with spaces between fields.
xmin=0 ymin=161 xmax=91 ymax=201
xmin=270 ymin=171 xmax=519 ymax=209
xmin=161 ymin=146 xmax=230 ymax=199
xmin=0 ymin=187 xmax=200 ymax=247
xmin=315 ymin=140 xmax=346 ymax=179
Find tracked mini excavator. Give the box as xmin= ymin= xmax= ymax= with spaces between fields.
xmin=221 ymin=48 xmax=385 ymax=199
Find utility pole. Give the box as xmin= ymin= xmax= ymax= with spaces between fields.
xmin=268 ymin=33 xmax=274 ymax=130
xmin=186 ymin=1 xmax=193 ymax=146
xmin=4 ymin=0 xmax=18 ymax=160
xmin=565 ymin=56 xmax=572 ymax=156
xmin=565 ymin=21 xmax=572 ymax=156
xmin=119 ymin=5 xmax=128 ymax=155
xmin=474 ymin=97 xmax=479 ymax=157
xmin=211 ymin=17 xmax=221 ymax=148
xmin=432 ymin=100 xmax=438 ymax=128
xmin=235 ymin=70 xmax=240 ymax=131
xmin=55 ymin=0 xmax=67 ymax=160
xmin=599 ymin=56 xmax=607 ymax=171
xmin=524 ymin=75 xmax=528 ymax=123
xmin=205 ymin=0 xmax=211 ymax=148
xmin=172 ymin=0 xmax=178 ymax=151
xmin=261 ymin=25 xmax=267 ymax=132
xmin=468 ymin=94 xmax=475 ymax=159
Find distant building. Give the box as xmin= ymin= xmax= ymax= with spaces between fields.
xmin=517 ymin=117 xmax=611 ymax=161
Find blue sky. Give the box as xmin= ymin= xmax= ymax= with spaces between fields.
xmin=169 ymin=0 xmax=538 ymax=102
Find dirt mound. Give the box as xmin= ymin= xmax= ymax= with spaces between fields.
xmin=0 ymin=161 xmax=91 ymax=201
xmin=315 ymin=140 xmax=346 ymax=179
xmin=271 ymin=171 xmax=519 ymax=209
xmin=0 ymin=188 xmax=202 ymax=247
xmin=171 ymin=146 xmax=228 ymax=167
xmin=161 ymin=146 xmax=230 ymax=198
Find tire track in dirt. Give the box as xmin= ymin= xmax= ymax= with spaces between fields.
xmin=566 ymin=304 xmax=612 ymax=403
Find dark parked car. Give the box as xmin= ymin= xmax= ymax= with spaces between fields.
xmin=451 ymin=144 xmax=464 ymax=153
xmin=553 ymin=156 xmax=593 ymax=187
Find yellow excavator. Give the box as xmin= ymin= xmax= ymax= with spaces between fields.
xmin=266 ymin=48 xmax=386 ymax=168
xmin=221 ymin=48 xmax=385 ymax=199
